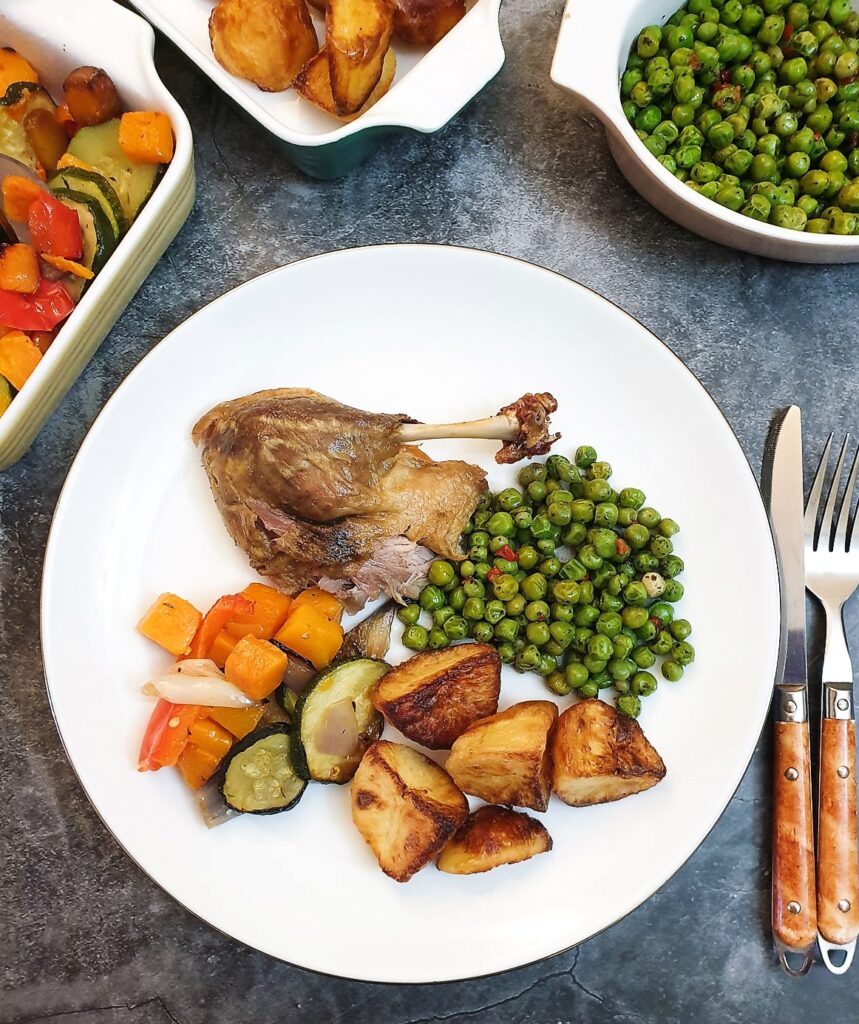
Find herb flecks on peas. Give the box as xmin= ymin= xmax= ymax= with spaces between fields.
xmin=622 ymin=0 xmax=859 ymax=233
xmin=402 ymin=446 xmax=693 ymax=719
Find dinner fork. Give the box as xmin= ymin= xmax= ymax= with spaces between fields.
xmin=805 ymin=434 xmax=859 ymax=974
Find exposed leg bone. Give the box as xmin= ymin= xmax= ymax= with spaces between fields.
xmin=396 ymin=392 xmax=560 ymax=464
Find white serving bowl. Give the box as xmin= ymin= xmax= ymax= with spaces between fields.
xmin=0 ymin=0 xmax=195 ymax=469
xmin=551 ymin=0 xmax=859 ymax=263
xmin=129 ymin=0 xmax=504 ymax=179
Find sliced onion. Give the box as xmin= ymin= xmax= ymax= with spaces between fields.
xmin=145 ymin=659 xmax=258 ymax=708
xmin=197 ymin=777 xmax=240 ymax=829
xmin=277 ymin=648 xmax=317 ymax=693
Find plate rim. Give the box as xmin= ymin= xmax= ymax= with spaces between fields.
xmin=40 ymin=243 xmax=780 ymax=983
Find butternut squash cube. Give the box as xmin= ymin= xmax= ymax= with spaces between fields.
xmin=137 ymin=592 xmax=202 ymax=656
xmin=224 ymin=635 xmax=289 ymax=700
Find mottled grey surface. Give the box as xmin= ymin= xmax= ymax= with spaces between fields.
xmin=3 ymin=0 xmax=859 ymax=1021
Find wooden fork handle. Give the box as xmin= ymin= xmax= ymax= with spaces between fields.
xmin=818 ymin=687 xmax=859 ymax=948
xmin=773 ymin=713 xmax=817 ymax=971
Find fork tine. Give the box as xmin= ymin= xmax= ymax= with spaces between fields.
xmin=842 ymin=442 xmax=859 ymax=551
xmin=820 ymin=435 xmax=849 ymax=551
xmin=805 ymin=432 xmax=833 ymax=541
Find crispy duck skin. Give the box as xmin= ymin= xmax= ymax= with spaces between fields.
xmin=192 ymin=388 xmax=559 ymax=608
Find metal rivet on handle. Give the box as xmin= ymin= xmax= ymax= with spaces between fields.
xmin=838 ymin=900 xmax=852 ymax=913
xmin=784 ymin=767 xmax=799 ymax=781
xmin=838 ymin=765 xmax=850 ymax=779
xmin=788 ymin=901 xmax=801 ymax=915
xmin=837 ymin=698 xmax=849 ymax=712
xmin=785 ymin=699 xmax=797 ymax=713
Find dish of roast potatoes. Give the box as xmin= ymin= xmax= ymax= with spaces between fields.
xmin=208 ymin=0 xmax=470 ymax=120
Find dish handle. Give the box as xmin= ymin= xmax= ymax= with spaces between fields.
xmin=550 ymin=0 xmax=624 ymax=118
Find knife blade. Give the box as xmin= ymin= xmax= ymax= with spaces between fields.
xmin=764 ymin=405 xmax=817 ymax=976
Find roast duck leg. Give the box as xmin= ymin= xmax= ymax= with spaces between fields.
xmin=192 ymin=389 xmax=560 ymax=611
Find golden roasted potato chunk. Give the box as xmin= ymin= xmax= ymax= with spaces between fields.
xmin=437 ymin=805 xmax=552 ymax=875
xmin=373 ymin=643 xmax=500 ymax=750
xmin=351 ymin=740 xmax=468 ymax=882
xmin=326 ymin=0 xmax=394 ymax=115
xmin=393 ymin=0 xmax=465 ymax=46
xmin=209 ymin=0 xmax=319 ymax=92
xmin=295 ymin=45 xmax=396 ymax=120
xmin=551 ymin=699 xmax=666 ymax=807
xmin=445 ymin=700 xmax=557 ymax=812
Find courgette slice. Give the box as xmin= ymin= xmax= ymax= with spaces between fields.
xmin=49 ymin=167 xmax=126 ymax=237
xmin=67 ymin=118 xmax=161 ymax=224
xmin=0 ymin=82 xmax=56 ymax=120
xmin=50 ymin=187 xmax=117 ymax=274
xmin=293 ymin=657 xmax=389 ymax=784
xmin=274 ymin=683 xmax=298 ymax=723
xmin=219 ymin=725 xmax=307 ymax=814
xmin=0 ymin=109 xmax=37 ymax=169
xmin=0 ymin=376 xmax=13 ymax=416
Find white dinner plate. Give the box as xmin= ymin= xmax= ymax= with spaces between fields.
xmin=42 ymin=245 xmax=779 ymax=984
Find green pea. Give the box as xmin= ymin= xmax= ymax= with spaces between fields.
xmin=537 ymin=654 xmax=558 ymax=677
xmin=552 ymin=580 xmax=580 ymax=604
xmin=582 ymin=478 xmax=612 ymax=504
xmin=673 ymin=640 xmax=697 ymax=665
xmin=572 ymin=627 xmax=593 ymax=654
xmin=525 ymin=599 xmax=550 ymax=622
xmin=525 ymin=620 xmax=550 ymax=646
xmin=617 ymin=507 xmax=638 ymax=528
xmin=513 ymin=507 xmax=534 ymax=531
xmin=426 ymin=627 xmax=450 ymax=650
xmin=398 ymin=603 xmax=421 ymax=626
xmin=573 ymin=604 xmax=600 ymax=628
xmin=518 ymin=464 xmax=546 ymax=486
xmin=637 ymin=24 xmax=662 ymax=57
xmin=463 ymin=597 xmax=486 ymax=621
xmin=521 ymin=573 xmax=548 ymax=601
xmin=587 ymin=461 xmax=612 ymax=480
xmin=448 ymin=586 xmax=466 ymax=612
xmin=546 ymin=670 xmax=574 ymax=696
xmin=564 ymin=662 xmax=588 ymax=689
xmin=547 ymin=501 xmax=572 ymax=527
xmin=432 ymin=606 xmax=454 ymax=627
xmin=622 ymin=524 xmax=649 ymax=550
xmin=594 ymin=611 xmax=622 ymax=638
xmin=552 ymin=602 xmax=574 ymax=622
xmin=636 ymin=620 xmax=658 ymax=643
xmin=633 ymin=551 xmax=659 ymax=574
xmin=574 ymin=445 xmax=597 ymax=468
xmin=506 ymin=594 xmax=526 ymax=617
xmin=486 ymin=511 xmax=515 ymax=538
xmin=759 ymin=13 xmax=786 ymax=44
xmin=649 ymin=601 xmax=676 ymax=626
xmin=620 ymin=606 xmax=648 ymax=630
xmin=558 ymin=558 xmax=587 ymax=582
xmin=583 ymin=653 xmax=608 ymax=676
xmin=631 ymin=645 xmax=656 ymax=669
xmin=440 ymin=615 xmax=466 ymax=641
xmin=662 ymin=578 xmax=685 ymax=601
xmin=741 ymin=4 xmax=766 ymax=33
xmin=617 ymin=694 xmax=642 ymax=718
xmin=623 ymin=581 xmax=649 ymax=606
xmin=669 ymin=618 xmax=692 ymax=641
xmin=570 ymin=499 xmax=596 ymax=523
xmin=402 ymin=624 xmax=429 ymax=651
xmin=419 ymin=585 xmax=445 ymax=611
xmin=462 ymin=578 xmax=485 ymax=599
xmin=579 ymin=581 xmax=595 ymax=604
xmin=591 ymin=502 xmax=618 ymax=529
xmin=470 ymin=621 xmax=493 ymax=643
xmin=650 ymin=629 xmax=674 ymax=656
xmin=631 ymin=671 xmax=658 ymax=697
xmin=657 ymin=659 xmax=682 ymax=682
xmin=475 ymin=563 xmax=492 ymax=581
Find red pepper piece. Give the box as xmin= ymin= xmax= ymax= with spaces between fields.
xmin=28 ymin=193 xmax=84 ymax=260
xmin=650 ymin=616 xmax=663 ymax=631
xmin=495 ymin=544 xmax=518 ymax=562
xmin=615 ymin=538 xmax=631 ymax=558
xmin=187 ymin=593 xmax=255 ymax=660
xmin=138 ymin=700 xmax=202 ymax=771
xmin=486 ymin=567 xmax=502 ymax=582
xmin=0 ymin=278 xmax=75 ymax=331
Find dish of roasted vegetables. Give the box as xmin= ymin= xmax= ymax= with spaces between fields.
xmin=41 ymin=245 xmax=780 ymax=981
xmin=0 ymin=47 xmax=174 ymax=417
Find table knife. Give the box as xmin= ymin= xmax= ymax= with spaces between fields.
xmin=765 ymin=406 xmax=817 ymax=976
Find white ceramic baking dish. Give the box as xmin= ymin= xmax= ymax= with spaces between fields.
xmin=129 ymin=0 xmax=504 ymax=179
xmin=0 ymin=0 xmax=195 ymax=469
xmin=551 ymin=0 xmax=859 ymax=263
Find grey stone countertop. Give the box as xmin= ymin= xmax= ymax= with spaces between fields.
xmin=3 ymin=1 xmax=859 ymax=1021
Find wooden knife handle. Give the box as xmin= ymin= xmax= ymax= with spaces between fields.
xmin=818 ymin=717 xmax=859 ymax=945
xmin=773 ymin=720 xmax=817 ymax=957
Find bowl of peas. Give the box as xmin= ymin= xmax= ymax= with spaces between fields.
xmin=551 ymin=0 xmax=859 ymax=261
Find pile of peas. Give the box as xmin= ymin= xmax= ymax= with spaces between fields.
xmin=396 ymin=447 xmax=695 ymax=719
xmin=622 ymin=0 xmax=859 ymax=233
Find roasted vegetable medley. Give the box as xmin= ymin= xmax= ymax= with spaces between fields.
xmin=404 ymin=446 xmax=694 ymax=718
xmin=0 ymin=48 xmax=174 ymax=417
xmin=623 ymin=0 xmax=859 ymax=233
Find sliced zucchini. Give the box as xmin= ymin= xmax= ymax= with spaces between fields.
xmin=0 ymin=376 xmax=13 ymax=416
xmin=293 ymin=657 xmax=389 ymax=784
xmin=0 ymin=109 xmax=37 ymax=169
xmin=0 ymin=82 xmax=56 ymax=120
xmin=49 ymin=167 xmax=126 ymax=237
xmin=274 ymin=683 xmax=298 ymax=723
xmin=50 ymin=187 xmax=117 ymax=274
xmin=67 ymin=119 xmax=161 ymax=223
xmin=219 ymin=725 xmax=307 ymax=814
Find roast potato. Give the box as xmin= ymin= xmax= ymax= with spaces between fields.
xmin=209 ymin=0 xmax=319 ymax=92
xmin=437 ymin=805 xmax=552 ymax=875
xmin=295 ymin=45 xmax=396 ymax=120
xmin=351 ymin=740 xmax=468 ymax=881
xmin=393 ymin=0 xmax=465 ymax=46
xmin=551 ymin=699 xmax=666 ymax=807
xmin=445 ymin=700 xmax=557 ymax=812
xmin=326 ymin=0 xmax=394 ymax=115
xmin=373 ymin=643 xmax=500 ymax=750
